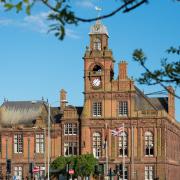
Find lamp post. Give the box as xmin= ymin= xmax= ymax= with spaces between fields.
xmin=43 ymin=127 xmax=46 ymax=178
xmin=32 ymin=126 xmax=37 ymax=180
xmin=44 ymin=100 xmax=61 ymax=180
xmin=47 ymin=103 xmax=51 ymax=180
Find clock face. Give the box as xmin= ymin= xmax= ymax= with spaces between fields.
xmin=92 ymin=78 xmax=101 ymax=87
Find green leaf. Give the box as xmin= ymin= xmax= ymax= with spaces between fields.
xmin=16 ymin=2 xmax=23 ymax=13
xmin=23 ymin=0 xmax=29 ymax=4
xmin=4 ymin=3 xmax=14 ymax=10
xmin=26 ymin=5 xmax=31 ymax=15
xmin=55 ymin=2 xmax=62 ymax=9
xmin=59 ymin=25 xmax=65 ymax=40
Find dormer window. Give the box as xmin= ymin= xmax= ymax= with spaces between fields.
xmin=94 ymin=38 xmax=101 ymax=50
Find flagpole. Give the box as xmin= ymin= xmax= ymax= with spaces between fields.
xmin=105 ymin=123 xmax=108 ymax=177
xmin=123 ymin=123 xmax=125 ymax=180
xmin=132 ymin=126 xmax=134 ymax=179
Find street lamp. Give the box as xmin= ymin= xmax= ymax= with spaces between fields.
xmin=43 ymin=101 xmax=56 ymax=180
xmin=31 ymin=100 xmax=52 ymax=180
xmin=32 ymin=126 xmax=37 ymax=180
xmin=47 ymin=103 xmax=51 ymax=180
xmin=44 ymin=91 xmax=67 ymax=180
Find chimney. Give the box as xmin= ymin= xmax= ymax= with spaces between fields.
xmin=167 ymin=86 xmax=175 ymax=119
xmin=60 ymin=89 xmax=67 ymax=110
xmin=119 ymin=61 xmax=128 ymax=80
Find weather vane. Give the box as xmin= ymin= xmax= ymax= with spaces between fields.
xmin=94 ymin=0 xmax=102 ymax=18
xmin=95 ymin=6 xmax=102 ymax=18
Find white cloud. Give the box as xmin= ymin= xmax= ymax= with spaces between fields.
xmin=66 ymin=28 xmax=80 ymax=39
xmin=76 ymin=0 xmax=95 ymax=9
xmin=23 ymin=12 xmax=50 ymax=33
xmin=0 ymin=12 xmax=80 ymax=39
xmin=0 ymin=18 xmax=13 ymax=26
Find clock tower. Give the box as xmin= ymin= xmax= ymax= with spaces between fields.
xmin=81 ymin=20 xmax=115 ymax=154
xmin=83 ymin=20 xmax=114 ymax=93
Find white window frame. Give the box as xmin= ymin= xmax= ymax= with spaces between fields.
xmin=93 ymin=132 xmax=101 ymax=159
xmin=118 ymin=132 xmax=128 ymax=157
xmin=36 ymin=134 xmax=44 ymax=153
xmin=118 ymin=166 xmax=128 ymax=180
xmin=118 ymin=101 xmax=128 ymax=116
xmin=14 ymin=134 xmax=23 ymax=154
xmin=64 ymin=123 xmax=77 ymax=135
xmin=145 ymin=131 xmax=154 ymax=157
xmin=145 ymin=166 xmax=154 ymax=180
xmin=64 ymin=142 xmax=77 ymax=156
xmin=93 ymin=102 xmax=102 ymax=117
xmin=14 ymin=166 xmax=23 ymax=180
xmin=94 ymin=38 xmax=101 ymax=50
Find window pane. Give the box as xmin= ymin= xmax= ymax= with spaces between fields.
xmin=145 ymin=131 xmax=154 ymax=156
xmin=14 ymin=166 xmax=23 ymax=180
xmin=145 ymin=166 xmax=154 ymax=180
xmin=64 ymin=142 xmax=77 ymax=156
xmin=93 ymin=132 xmax=101 ymax=158
xmin=36 ymin=134 xmax=44 ymax=153
xmin=14 ymin=134 xmax=23 ymax=153
xmin=119 ymin=167 xmax=128 ymax=180
xmin=93 ymin=102 xmax=102 ymax=117
xmin=94 ymin=39 xmax=101 ymax=50
xmin=119 ymin=133 xmax=128 ymax=156
xmin=119 ymin=101 xmax=128 ymax=116
xmin=64 ymin=123 xmax=78 ymax=135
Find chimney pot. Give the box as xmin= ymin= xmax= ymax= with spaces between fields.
xmin=119 ymin=60 xmax=128 ymax=80
xmin=167 ymin=86 xmax=175 ymax=119
xmin=60 ymin=89 xmax=67 ymax=110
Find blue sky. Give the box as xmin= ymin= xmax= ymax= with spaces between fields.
xmin=0 ymin=0 xmax=180 ymax=120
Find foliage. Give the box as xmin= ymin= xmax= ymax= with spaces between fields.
xmin=50 ymin=156 xmax=67 ymax=177
xmin=1 ymin=0 xmax=180 ymax=97
xmin=0 ymin=0 xmax=149 ymax=39
xmin=74 ymin=154 xmax=98 ymax=177
xmin=50 ymin=154 xmax=98 ymax=178
xmin=132 ymin=47 xmax=180 ymax=99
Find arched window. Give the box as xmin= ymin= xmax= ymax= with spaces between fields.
xmin=118 ymin=132 xmax=128 ymax=157
xmin=94 ymin=38 xmax=101 ymax=50
xmin=145 ymin=131 xmax=154 ymax=156
xmin=93 ymin=65 xmax=102 ymax=72
xmin=93 ymin=132 xmax=101 ymax=158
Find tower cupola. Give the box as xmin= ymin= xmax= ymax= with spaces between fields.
xmin=89 ymin=20 xmax=109 ymax=52
xmin=89 ymin=20 xmax=109 ymax=36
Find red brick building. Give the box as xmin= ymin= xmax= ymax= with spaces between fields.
xmin=0 ymin=21 xmax=180 ymax=180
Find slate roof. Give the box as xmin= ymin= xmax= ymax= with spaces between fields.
xmin=134 ymin=87 xmax=168 ymax=112
xmin=0 ymin=88 xmax=169 ymax=127
xmin=0 ymin=101 xmax=62 ymax=127
xmin=149 ymin=97 xmax=168 ymax=112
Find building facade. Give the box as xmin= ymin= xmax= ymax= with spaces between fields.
xmin=0 ymin=21 xmax=180 ymax=180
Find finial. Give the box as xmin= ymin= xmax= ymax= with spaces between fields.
xmin=95 ymin=6 xmax=102 ymax=18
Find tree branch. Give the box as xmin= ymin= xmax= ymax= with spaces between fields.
xmin=41 ymin=0 xmax=148 ymax=23
xmin=140 ymin=63 xmax=180 ymax=99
